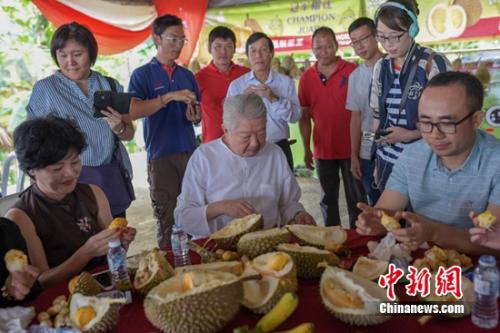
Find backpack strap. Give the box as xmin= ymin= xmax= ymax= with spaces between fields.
xmin=104 ymin=75 xmax=117 ymax=92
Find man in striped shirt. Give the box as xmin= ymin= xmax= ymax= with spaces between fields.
xmin=357 ymin=72 xmax=500 ymax=256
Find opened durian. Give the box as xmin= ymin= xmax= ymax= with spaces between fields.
xmin=241 ymin=252 xmax=297 ymax=314
xmin=69 ymin=293 xmax=120 ymax=333
xmin=128 ymin=249 xmax=167 ymax=276
xmin=144 ymin=270 xmax=243 ymax=333
xmin=352 ymin=256 xmax=389 ymax=281
xmin=237 ymin=228 xmax=290 ymax=258
xmin=175 ymin=261 xmax=244 ymax=276
xmin=320 ymin=266 xmax=392 ymax=326
xmin=286 ymin=225 xmax=347 ymax=251
xmin=209 ymin=214 xmax=263 ymax=249
xmin=133 ymin=249 xmax=174 ymax=294
xmin=276 ymin=243 xmax=339 ymax=278
xmin=68 ymin=272 xmax=102 ymax=296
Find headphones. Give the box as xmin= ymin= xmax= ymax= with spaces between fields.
xmin=374 ymin=1 xmax=419 ymax=39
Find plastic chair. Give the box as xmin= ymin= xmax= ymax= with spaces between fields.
xmin=0 ymin=193 xmax=19 ymax=216
xmin=1 ymin=151 xmax=26 ymax=196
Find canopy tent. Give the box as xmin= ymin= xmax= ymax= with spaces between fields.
xmin=32 ymin=0 xmax=212 ymax=63
xmin=33 ymin=0 xmax=499 ymax=65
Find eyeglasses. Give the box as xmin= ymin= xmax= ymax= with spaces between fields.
xmin=161 ymin=35 xmax=188 ymax=45
xmin=350 ymin=34 xmax=373 ymax=47
xmin=375 ymin=32 xmax=407 ymax=45
xmin=416 ymin=111 xmax=477 ymax=134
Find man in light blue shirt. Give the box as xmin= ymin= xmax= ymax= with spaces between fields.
xmin=227 ymin=32 xmax=301 ymax=170
xmin=356 ymin=71 xmax=500 ymax=255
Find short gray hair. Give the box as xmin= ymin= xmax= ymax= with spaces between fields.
xmin=223 ymin=94 xmax=267 ymax=131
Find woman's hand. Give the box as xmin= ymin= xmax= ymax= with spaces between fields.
xmin=469 ymin=211 xmax=500 ymax=250
xmin=4 ymin=265 xmax=39 ymax=301
xmin=101 ymin=107 xmax=127 ymax=134
xmin=81 ymin=228 xmax=121 ymax=260
xmin=120 ymin=227 xmax=137 ymax=250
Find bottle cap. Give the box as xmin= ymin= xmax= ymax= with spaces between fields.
xmin=479 ymin=255 xmax=497 ymax=267
xmin=108 ymin=239 xmax=121 ymax=248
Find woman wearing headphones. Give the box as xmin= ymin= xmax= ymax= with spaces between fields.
xmin=370 ymin=0 xmax=450 ymax=191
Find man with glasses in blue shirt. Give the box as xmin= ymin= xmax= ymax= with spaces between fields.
xmin=356 ymin=71 xmax=500 ymax=255
xmin=129 ymin=14 xmax=201 ymax=247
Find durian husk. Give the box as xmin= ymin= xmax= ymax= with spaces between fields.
xmin=69 ymin=293 xmax=120 ymax=333
xmin=241 ymin=252 xmax=297 ymax=314
xmin=128 ymin=249 xmax=167 ymax=276
xmin=423 ymin=275 xmax=474 ymax=318
xmin=237 ymin=228 xmax=290 ymax=258
xmin=320 ymin=266 xmax=392 ymax=326
xmin=276 ymin=243 xmax=339 ymax=279
xmin=209 ymin=214 xmax=263 ymax=249
xmin=286 ymin=225 xmax=347 ymax=250
xmin=352 ymin=256 xmax=389 ymax=281
xmin=133 ymin=249 xmax=174 ymax=294
xmin=68 ymin=272 xmax=102 ymax=296
xmin=174 ymin=261 xmax=244 ymax=276
xmin=144 ymin=270 xmax=243 ymax=333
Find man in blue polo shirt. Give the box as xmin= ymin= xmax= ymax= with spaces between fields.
xmin=129 ymin=14 xmax=201 ymax=247
xmin=356 ymin=71 xmax=500 ymax=255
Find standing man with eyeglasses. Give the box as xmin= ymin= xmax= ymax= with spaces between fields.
xmin=346 ymin=18 xmax=384 ymax=206
xmin=356 ymin=71 xmax=500 ymax=256
xmin=370 ymin=0 xmax=450 ymax=191
xmin=227 ymin=32 xmax=301 ymax=171
xmin=196 ymin=26 xmax=249 ymax=143
xmin=129 ymin=14 xmax=201 ymax=247
xmin=298 ymin=26 xmax=364 ymax=228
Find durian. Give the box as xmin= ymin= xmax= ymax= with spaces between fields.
xmin=276 ymin=243 xmax=339 ymax=278
xmin=68 ymin=272 xmax=102 ymax=296
xmin=241 ymin=252 xmax=297 ymax=314
xmin=4 ymin=249 xmax=28 ymax=272
xmin=286 ymin=225 xmax=347 ymax=250
xmin=237 ymin=228 xmax=290 ymax=258
xmin=69 ymin=293 xmax=120 ymax=333
xmin=320 ymin=267 xmax=392 ymax=326
xmin=209 ymin=214 xmax=263 ymax=249
xmin=133 ymin=249 xmax=174 ymax=294
xmin=144 ymin=270 xmax=243 ymax=333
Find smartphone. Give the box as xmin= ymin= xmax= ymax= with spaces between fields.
xmin=375 ymin=130 xmax=390 ymax=140
xmin=93 ymin=90 xmax=133 ymax=118
xmin=92 ymin=270 xmax=113 ymax=290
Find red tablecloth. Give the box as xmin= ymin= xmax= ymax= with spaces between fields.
xmin=28 ymin=230 xmax=493 ymax=333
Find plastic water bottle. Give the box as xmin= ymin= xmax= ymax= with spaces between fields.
xmin=171 ymin=223 xmax=191 ymax=267
xmin=472 ymin=255 xmax=499 ymax=329
xmin=107 ymin=240 xmax=132 ymax=291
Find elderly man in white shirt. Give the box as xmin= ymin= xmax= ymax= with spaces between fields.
xmin=227 ymin=32 xmax=301 ymax=170
xmin=174 ymin=94 xmax=315 ymax=238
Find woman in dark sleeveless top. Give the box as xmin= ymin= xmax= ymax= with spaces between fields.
xmin=5 ymin=117 xmax=136 ymax=288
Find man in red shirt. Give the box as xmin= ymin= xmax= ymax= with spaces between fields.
xmin=195 ymin=26 xmax=250 ymax=143
xmin=299 ymin=26 xmax=366 ymax=228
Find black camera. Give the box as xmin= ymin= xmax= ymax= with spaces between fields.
xmin=375 ymin=130 xmax=390 ymax=140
